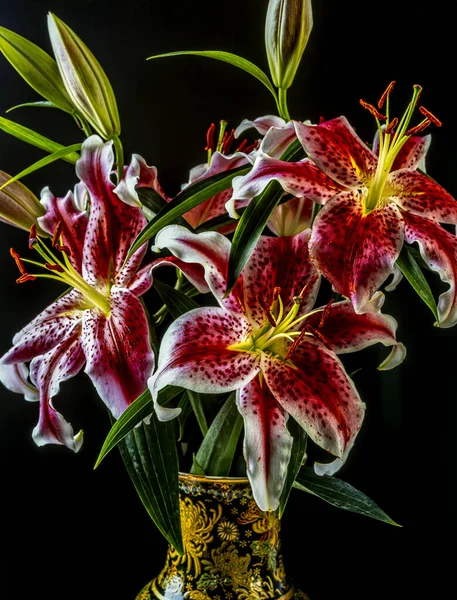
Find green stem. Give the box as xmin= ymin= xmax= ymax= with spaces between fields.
xmin=278 ymin=87 xmax=291 ymax=121
xmin=112 ymin=135 xmax=124 ymax=183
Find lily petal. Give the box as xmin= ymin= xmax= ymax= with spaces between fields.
xmin=387 ymin=169 xmax=457 ymax=224
xmin=242 ymin=230 xmax=319 ymax=327
xmin=114 ymin=153 xmax=167 ymax=208
xmin=228 ymin=152 xmax=341 ymax=219
xmin=268 ymin=196 xmax=313 ymax=237
xmin=76 ymin=136 xmax=147 ymax=287
xmin=262 ymin=337 xmax=365 ymax=462
xmin=1 ymin=290 xmax=84 ymax=365
xmin=294 ymin=117 xmax=378 ymax=188
xmin=39 ymin=186 xmax=88 ymax=272
xmin=234 ymin=115 xmax=286 ymax=138
xmin=404 ymin=212 xmax=457 ymax=327
xmin=258 ymin=120 xmax=298 ymax=158
xmin=309 ymin=192 xmax=404 ymax=313
xmin=307 ymin=293 xmax=405 ymax=368
xmin=82 ymin=287 xmax=155 ymax=418
xmin=0 ymin=362 xmax=39 ymax=401
xmin=33 ymin=400 xmax=83 ymax=452
xmin=148 ymin=307 xmax=260 ymax=421
xmin=237 ymin=378 xmax=293 ymax=512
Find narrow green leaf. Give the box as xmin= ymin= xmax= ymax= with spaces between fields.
xmin=192 ymin=392 xmax=243 ymax=477
xmin=396 ymin=244 xmax=439 ymax=323
xmin=0 ymin=143 xmax=82 ymax=191
xmin=117 ymin=413 xmax=183 ymax=553
xmin=154 ymin=279 xmax=200 ymax=319
xmin=0 ymin=116 xmax=80 ymax=164
xmin=147 ymin=50 xmax=278 ymax=107
xmin=94 ymin=386 xmax=182 ymax=468
xmin=225 ymin=139 xmax=305 ymax=295
xmin=128 ymin=165 xmax=250 ymax=257
xmin=6 ymin=100 xmax=59 ymax=113
xmin=177 ymin=392 xmax=192 ymax=441
xmin=294 ymin=467 xmax=400 ymax=526
xmin=137 ymin=187 xmax=168 ymax=214
xmin=191 ymin=454 xmax=206 ymax=475
xmin=186 ymin=389 xmax=209 ymax=437
xmin=279 ymin=419 xmax=307 ymax=518
xmin=0 ymin=26 xmax=73 ymax=113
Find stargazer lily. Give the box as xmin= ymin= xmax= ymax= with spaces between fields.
xmin=0 ymin=135 xmax=155 ymax=451
xmin=230 ymin=84 xmax=457 ymax=324
xmin=147 ymin=225 xmax=405 ymax=511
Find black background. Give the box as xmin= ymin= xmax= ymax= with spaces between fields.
xmin=0 ymin=1 xmax=456 ymax=599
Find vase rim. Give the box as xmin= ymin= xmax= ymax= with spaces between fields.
xmin=178 ymin=471 xmax=249 ymax=485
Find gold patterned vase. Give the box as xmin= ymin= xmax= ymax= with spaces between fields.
xmin=136 ymin=473 xmax=308 ymax=600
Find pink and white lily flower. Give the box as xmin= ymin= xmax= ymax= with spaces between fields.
xmin=147 ymin=225 xmax=405 ymax=511
xmin=230 ymin=85 xmax=457 ymax=323
xmin=0 ymin=136 xmax=155 ymax=451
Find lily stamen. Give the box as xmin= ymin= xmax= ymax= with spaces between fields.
xmin=359 ymin=99 xmax=386 ymax=122
xmin=405 ymin=119 xmax=431 ymax=136
xmin=378 ymin=80 xmax=396 ymax=109
xmin=419 ymin=106 xmax=442 ymax=127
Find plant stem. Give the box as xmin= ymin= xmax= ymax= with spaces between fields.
xmin=112 ymin=135 xmax=124 ymax=183
xmin=278 ymin=87 xmax=291 ymax=121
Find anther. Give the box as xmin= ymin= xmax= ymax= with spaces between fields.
xmin=406 ymin=120 xmax=431 ymax=136
xmin=205 ymin=123 xmax=216 ymax=152
xmin=319 ymin=299 xmax=334 ymax=329
xmin=16 ymin=273 xmax=37 ymax=284
xmin=378 ymin=81 xmax=396 ymax=109
xmin=45 ymin=262 xmax=65 ymax=273
xmin=419 ymin=106 xmax=442 ymax=127
xmin=303 ymin=323 xmax=334 ymax=350
xmin=222 ymin=128 xmax=235 ymax=155
xmin=239 ymin=140 xmax=259 ymax=154
xmin=385 ymin=117 xmax=398 ymax=134
xmin=272 ymin=286 xmax=281 ymax=304
xmin=52 ymin=220 xmax=63 ymax=248
xmin=29 ymin=224 xmax=38 ymax=249
xmin=10 ymin=248 xmax=27 ymax=275
xmin=297 ymin=275 xmax=319 ymax=301
xmin=319 ymin=116 xmax=325 ymax=124
xmin=360 ymin=99 xmax=387 ymax=121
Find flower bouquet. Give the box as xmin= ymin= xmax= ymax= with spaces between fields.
xmin=0 ymin=1 xmax=454 ymax=599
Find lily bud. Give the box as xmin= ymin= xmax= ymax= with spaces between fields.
xmin=265 ymin=0 xmax=313 ymax=90
xmin=0 ymin=171 xmax=46 ymax=231
xmin=47 ymin=13 xmax=121 ymax=139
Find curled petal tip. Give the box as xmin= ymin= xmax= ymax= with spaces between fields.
xmin=377 ymin=342 xmax=407 ymax=371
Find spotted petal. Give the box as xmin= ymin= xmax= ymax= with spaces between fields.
xmin=307 ymin=293 xmax=406 ymax=369
xmin=82 ymin=287 xmax=154 ymax=418
xmin=373 ymin=131 xmax=431 ymax=171
xmin=114 ymin=153 xmax=167 ymax=208
xmin=228 ymin=153 xmax=342 ymax=218
xmin=404 ymin=212 xmax=457 ymax=328
xmin=309 ymin=192 xmax=404 ymax=313
xmin=30 ymin=325 xmax=85 ymax=452
xmin=387 ymin=169 xmax=457 ymax=224
xmin=262 ymin=336 xmax=365 ymax=463
xmin=39 ymin=186 xmax=88 ymax=272
xmin=148 ymin=307 xmax=260 ymax=421
xmin=1 ymin=290 xmax=84 ymax=365
xmin=76 ymin=136 xmax=148 ymax=287
xmin=236 ymin=377 xmax=293 ymax=511
xmin=294 ymin=117 xmax=378 ymax=188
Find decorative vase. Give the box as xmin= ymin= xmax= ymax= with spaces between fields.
xmin=136 ymin=472 xmax=308 ymax=600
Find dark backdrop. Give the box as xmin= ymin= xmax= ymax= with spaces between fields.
xmin=0 ymin=1 xmax=455 ymax=599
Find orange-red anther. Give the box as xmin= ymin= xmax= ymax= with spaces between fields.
xmin=297 ymin=274 xmax=319 ymax=301
xmin=406 ymin=120 xmax=431 ymax=136
xmin=222 ymin=128 xmax=235 ymax=155
xmin=304 ymin=323 xmax=333 ymax=350
xmin=319 ymin=115 xmax=325 ymax=124
xmin=240 ymin=140 xmax=259 ymax=154
xmin=10 ymin=247 xmax=26 ymax=275
xmin=419 ymin=106 xmax=442 ymax=127
xmin=16 ymin=273 xmax=37 ymax=284
xmin=360 ymin=99 xmax=387 ymax=121
xmin=385 ymin=117 xmax=399 ymax=134
xmin=378 ymin=81 xmax=396 ymax=109
xmin=257 ymin=295 xmax=277 ymax=328
xmin=52 ymin=220 xmax=64 ymax=248
xmin=205 ymin=122 xmax=216 ymax=152
xmin=271 ymin=286 xmax=281 ymax=305
xmin=319 ymin=299 xmax=335 ymax=329
xmin=45 ymin=262 xmax=65 ymax=273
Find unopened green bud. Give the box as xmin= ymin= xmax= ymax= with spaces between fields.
xmin=0 ymin=171 xmax=45 ymax=231
xmin=265 ymin=0 xmax=313 ymax=90
xmin=47 ymin=13 xmax=121 ymax=139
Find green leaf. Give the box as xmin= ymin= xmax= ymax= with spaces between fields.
xmin=279 ymin=419 xmax=307 ymax=518
xmin=225 ymin=139 xmax=305 ymax=295
xmin=147 ymin=50 xmax=278 ymax=107
xmin=186 ymin=389 xmax=209 ymax=437
xmin=396 ymin=244 xmax=439 ymax=323
xmin=0 ymin=143 xmax=83 ymax=191
xmin=128 ymin=164 xmax=250 ymax=257
xmin=0 ymin=26 xmax=73 ymax=113
xmin=192 ymin=392 xmax=243 ymax=477
xmin=6 ymin=100 xmax=59 ymax=113
xmin=117 ymin=413 xmax=183 ymax=553
xmin=191 ymin=454 xmax=206 ymax=476
xmin=0 ymin=116 xmax=80 ymax=164
xmin=177 ymin=392 xmax=192 ymax=441
xmin=94 ymin=386 xmax=183 ymax=468
xmin=137 ymin=187 xmax=168 ymax=214
xmin=294 ymin=467 xmax=400 ymax=526
xmin=154 ymin=279 xmax=200 ymax=319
